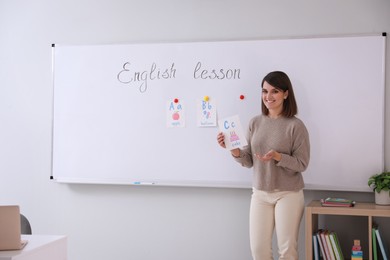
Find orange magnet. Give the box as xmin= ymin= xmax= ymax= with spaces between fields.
xmin=203 ymin=96 xmax=210 ymax=102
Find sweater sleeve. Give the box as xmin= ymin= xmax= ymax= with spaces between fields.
xmin=276 ymin=120 xmax=310 ymax=173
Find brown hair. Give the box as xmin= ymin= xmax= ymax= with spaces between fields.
xmin=261 ymin=71 xmax=298 ymax=118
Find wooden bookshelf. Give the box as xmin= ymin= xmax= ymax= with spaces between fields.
xmin=305 ymin=200 xmax=390 ymax=260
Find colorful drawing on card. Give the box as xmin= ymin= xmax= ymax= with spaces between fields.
xmin=218 ymin=115 xmax=248 ymax=150
xmin=167 ymin=99 xmax=185 ymax=127
xmin=197 ymin=99 xmax=217 ymax=127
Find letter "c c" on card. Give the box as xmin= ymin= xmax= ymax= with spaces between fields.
xmin=224 ymin=120 xmax=229 ymax=130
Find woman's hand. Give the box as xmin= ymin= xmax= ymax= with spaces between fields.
xmin=217 ymin=132 xmax=226 ymax=148
xmin=217 ymin=132 xmax=240 ymax=157
xmin=255 ymin=150 xmax=281 ymax=162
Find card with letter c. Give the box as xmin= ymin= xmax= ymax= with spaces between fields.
xmin=218 ymin=115 xmax=248 ymax=150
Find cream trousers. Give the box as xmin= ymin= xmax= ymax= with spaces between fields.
xmin=249 ymin=188 xmax=304 ymax=260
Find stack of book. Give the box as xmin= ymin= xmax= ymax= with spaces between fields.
xmin=372 ymin=224 xmax=389 ymax=260
xmin=313 ymin=229 xmax=344 ymax=260
xmin=320 ymin=197 xmax=355 ymax=207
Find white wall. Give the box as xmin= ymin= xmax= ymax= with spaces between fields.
xmin=0 ymin=1 xmax=389 ymax=259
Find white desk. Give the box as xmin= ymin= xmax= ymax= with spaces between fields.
xmin=0 ymin=235 xmax=67 ymax=260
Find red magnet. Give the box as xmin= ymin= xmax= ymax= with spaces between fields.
xmin=239 ymin=95 xmax=245 ymax=100
xmin=174 ymin=98 xmax=179 ymax=103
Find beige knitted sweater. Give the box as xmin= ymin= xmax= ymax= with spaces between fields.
xmin=234 ymin=115 xmax=310 ymax=191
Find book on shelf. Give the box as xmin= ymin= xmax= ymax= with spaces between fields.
xmin=316 ymin=231 xmax=326 ymax=260
xmin=320 ymin=197 xmax=355 ymax=207
xmin=315 ymin=229 xmax=344 ymax=260
xmin=374 ymin=226 xmax=389 ymax=260
xmin=372 ymin=227 xmax=378 ymax=260
xmin=325 ymin=231 xmax=337 ymax=260
xmin=330 ymin=231 xmax=344 ymax=260
xmin=319 ymin=229 xmax=333 ymax=260
xmin=313 ymin=234 xmax=320 ymax=260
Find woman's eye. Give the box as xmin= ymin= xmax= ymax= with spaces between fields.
xmin=262 ymin=89 xmax=282 ymax=95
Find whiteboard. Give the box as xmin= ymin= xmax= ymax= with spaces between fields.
xmin=51 ymin=35 xmax=386 ymax=191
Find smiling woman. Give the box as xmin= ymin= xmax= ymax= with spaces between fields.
xmin=193 ymin=61 xmax=241 ymax=80
xmin=261 ymin=81 xmax=288 ymax=118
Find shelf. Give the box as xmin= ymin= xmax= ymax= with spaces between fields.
xmin=305 ymin=200 xmax=390 ymax=260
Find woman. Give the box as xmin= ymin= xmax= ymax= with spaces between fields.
xmin=217 ymin=71 xmax=310 ymax=260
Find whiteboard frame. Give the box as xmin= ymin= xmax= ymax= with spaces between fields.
xmin=51 ymin=33 xmax=386 ymax=191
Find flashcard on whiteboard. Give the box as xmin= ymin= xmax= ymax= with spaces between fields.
xmin=167 ymin=100 xmax=185 ymax=127
xmin=197 ymin=99 xmax=217 ymax=127
xmin=218 ymin=115 xmax=248 ymax=150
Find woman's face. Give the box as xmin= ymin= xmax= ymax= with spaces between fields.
xmin=262 ymin=81 xmax=288 ymax=116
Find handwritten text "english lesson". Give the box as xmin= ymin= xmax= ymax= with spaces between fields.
xmin=117 ymin=61 xmax=241 ymax=93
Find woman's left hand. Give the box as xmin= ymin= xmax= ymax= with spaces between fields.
xmin=255 ymin=150 xmax=281 ymax=162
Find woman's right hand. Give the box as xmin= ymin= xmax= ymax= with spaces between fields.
xmin=217 ymin=132 xmax=226 ymax=148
